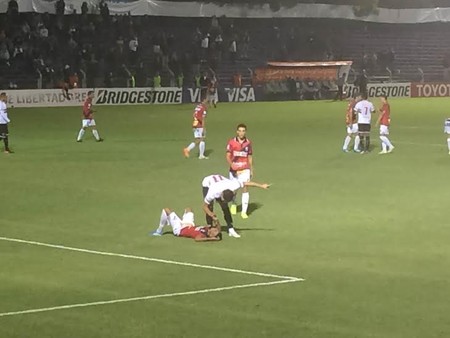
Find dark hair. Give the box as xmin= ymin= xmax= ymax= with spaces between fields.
xmin=361 ymin=92 xmax=368 ymax=100
xmin=382 ymin=95 xmax=388 ymax=100
xmin=88 ymin=90 xmax=94 ymax=96
xmin=222 ymin=189 xmax=235 ymax=203
xmin=0 ymin=92 xmax=6 ymax=96
xmin=236 ymin=123 xmax=247 ymax=130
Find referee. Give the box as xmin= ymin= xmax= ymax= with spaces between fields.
xmin=0 ymin=92 xmax=12 ymax=154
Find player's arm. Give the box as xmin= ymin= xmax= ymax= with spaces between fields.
xmin=248 ymin=155 xmax=253 ymax=177
xmin=194 ymin=235 xmax=220 ymax=242
xmin=244 ymin=181 xmax=270 ymax=189
xmin=226 ymin=148 xmax=234 ymax=167
xmin=202 ymin=202 xmax=218 ymax=219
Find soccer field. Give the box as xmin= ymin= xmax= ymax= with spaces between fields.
xmin=1 ymin=99 xmax=450 ymax=338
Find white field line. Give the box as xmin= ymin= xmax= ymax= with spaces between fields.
xmin=0 ymin=279 xmax=299 ymax=318
xmin=0 ymin=236 xmax=304 ymax=281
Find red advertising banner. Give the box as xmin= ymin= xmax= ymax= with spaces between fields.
xmin=411 ymin=83 xmax=450 ymax=97
xmin=254 ymin=67 xmax=338 ymax=83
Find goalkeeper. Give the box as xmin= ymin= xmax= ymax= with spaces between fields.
xmin=151 ymin=207 xmax=222 ymax=242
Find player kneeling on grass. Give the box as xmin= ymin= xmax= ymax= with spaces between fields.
xmin=152 ymin=208 xmax=221 ymax=242
xmin=76 ymin=90 xmax=103 ymax=142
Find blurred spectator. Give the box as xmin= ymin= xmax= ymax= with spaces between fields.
xmin=69 ymin=72 xmax=79 ymax=88
xmin=153 ymin=71 xmax=161 ymax=87
xmin=201 ymin=33 xmax=209 ymax=62
xmin=128 ymin=36 xmax=138 ymax=65
xmin=0 ymin=44 xmax=11 ymax=67
xmin=81 ymin=1 xmax=89 ymax=15
xmin=229 ymin=37 xmax=237 ymax=64
xmin=233 ymin=72 xmax=242 ymax=87
xmin=7 ymin=0 xmax=19 ymax=18
xmin=55 ymin=0 xmax=65 ymax=16
xmin=241 ymin=31 xmax=250 ymax=60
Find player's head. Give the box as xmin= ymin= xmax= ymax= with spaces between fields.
xmin=221 ymin=189 xmax=235 ymax=203
xmin=236 ymin=123 xmax=247 ymax=139
xmin=87 ymin=90 xmax=94 ymax=99
xmin=361 ymin=92 xmax=368 ymax=100
xmin=381 ymin=96 xmax=388 ymax=104
xmin=0 ymin=92 xmax=7 ymax=102
xmin=207 ymin=226 xmax=221 ymax=239
xmin=201 ymin=97 xmax=208 ymax=105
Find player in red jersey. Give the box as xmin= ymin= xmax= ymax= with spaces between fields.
xmin=76 ymin=91 xmax=103 ymax=142
xmin=226 ymin=123 xmax=253 ymax=219
xmin=207 ymin=74 xmax=218 ymax=108
xmin=183 ymin=98 xmax=208 ymax=159
xmin=151 ymin=207 xmax=221 ymax=242
xmin=376 ymin=96 xmax=394 ymax=154
xmin=342 ymin=97 xmax=360 ymax=152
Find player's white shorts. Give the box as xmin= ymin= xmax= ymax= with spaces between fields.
xmin=380 ymin=125 xmax=389 ymax=135
xmin=82 ymin=119 xmax=96 ymax=128
xmin=445 ymin=126 xmax=450 ymax=134
xmin=208 ymin=91 xmax=218 ymax=103
xmin=229 ymin=168 xmax=251 ymax=183
xmin=346 ymin=123 xmax=358 ymax=134
xmin=193 ymin=128 xmax=204 ymax=138
xmin=168 ymin=211 xmax=195 ymax=236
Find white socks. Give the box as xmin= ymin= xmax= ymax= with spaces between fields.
xmin=380 ymin=136 xmax=393 ymax=149
xmin=199 ymin=141 xmax=205 ymax=157
xmin=77 ymin=129 xmax=85 ymax=141
xmin=187 ymin=142 xmax=196 ymax=151
xmin=447 ymin=138 xmax=450 ymax=152
xmin=92 ymin=129 xmax=100 ymax=141
xmin=156 ymin=209 xmax=169 ymax=233
xmin=241 ymin=192 xmax=250 ymax=214
xmin=343 ymin=136 xmax=351 ymax=150
xmin=354 ymin=135 xmax=360 ymax=151
xmin=381 ymin=142 xmax=387 ymax=152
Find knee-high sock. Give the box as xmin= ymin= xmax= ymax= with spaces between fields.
xmin=3 ymin=136 xmax=9 ymax=151
xmin=187 ymin=142 xmax=195 ymax=151
xmin=343 ymin=136 xmax=351 ymax=150
xmin=241 ymin=192 xmax=250 ymax=214
xmin=447 ymin=138 xmax=450 ymax=152
xmin=380 ymin=135 xmax=393 ymax=149
xmin=92 ymin=129 xmax=100 ymax=141
xmin=77 ymin=129 xmax=85 ymax=141
xmin=365 ymin=136 xmax=370 ymax=151
xmin=155 ymin=209 xmax=169 ymax=233
xmin=381 ymin=141 xmax=387 ymax=152
xmin=219 ymin=201 xmax=234 ymax=229
xmin=354 ymin=135 xmax=360 ymax=151
xmin=199 ymin=141 xmax=205 ymax=156
xmin=359 ymin=136 xmax=365 ymax=151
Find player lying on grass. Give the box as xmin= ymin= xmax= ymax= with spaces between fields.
xmin=152 ymin=207 xmax=222 ymax=242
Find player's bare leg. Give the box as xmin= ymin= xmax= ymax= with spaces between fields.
xmin=447 ymin=137 xmax=450 ymax=155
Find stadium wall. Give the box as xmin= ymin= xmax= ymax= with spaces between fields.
xmin=5 ymin=83 xmax=446 ymax=108
xmin=2 ymin=0 xmax=450 ymax=23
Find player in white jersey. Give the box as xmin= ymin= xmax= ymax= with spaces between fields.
xmin=354 ymin=93 xmax=375 ymax=153
xmin=201 ymin=174 xmax=270 ymax=238
xmin=0 ymin=92 xmax=12 ymax=154
xmin=444 ymin=118 xmax=450 ymax=154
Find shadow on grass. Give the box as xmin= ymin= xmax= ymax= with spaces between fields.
xmin=236 ymin=202 xmax=263 ymax=216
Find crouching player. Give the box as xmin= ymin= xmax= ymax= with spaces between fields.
xmin=152 ymin=207 xmax=221 ymax=242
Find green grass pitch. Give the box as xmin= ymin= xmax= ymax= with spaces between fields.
xmin=1 ymin=98 xmax=450 ymax=338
